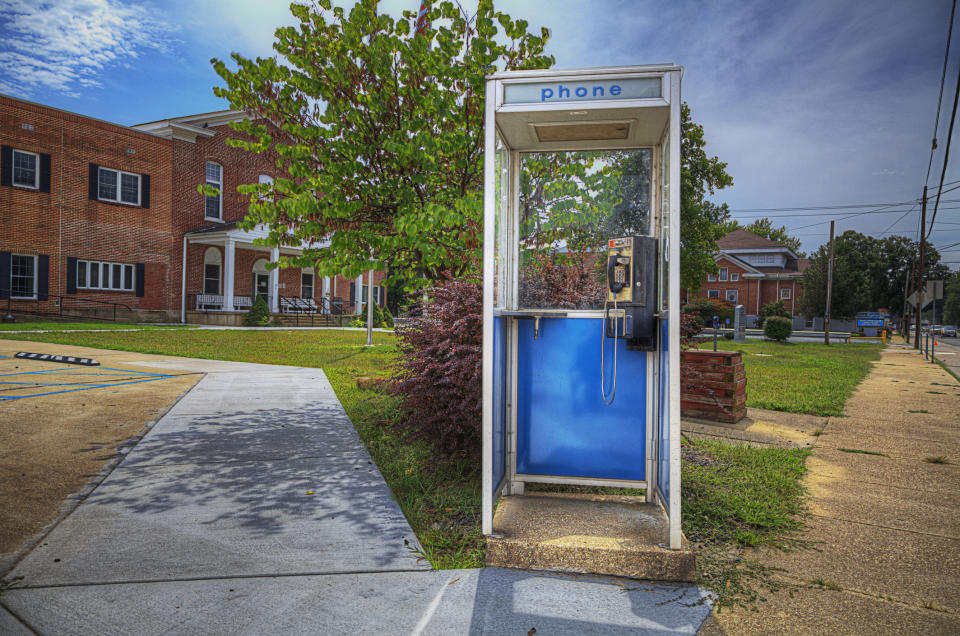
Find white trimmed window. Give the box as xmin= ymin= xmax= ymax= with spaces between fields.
xmin=77 ymin=260 xmax=134 ymax=291
xmin=781 ymin=288 xmax=792 ymax=300
xmin=203 ymin=248 xmax=221 ymax=294
xmin=725 ymin=289 xmax=738 ymax=304
xmin=11 ymin=254 xmax=37 ymax=298
xmin=707 ymin=289 xmax=720 ymax=299
xmin=706 ymin=273 xmax=716 ymax=282
xmin=730 ymin=273 xmax=739 ymax=281
xmin=98 ymin=167 xmax=140 ymax=205
xmin=12 ymin=149 xmax=39 ymax=189
xmin=301 ymin=271 xmax=314 ymax=299
xmin=718 ymin=267 xmax=728 ymax=282
xmin=205 ymin=162 xmax=222 ymax=220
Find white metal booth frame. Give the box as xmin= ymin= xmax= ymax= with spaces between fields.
xmin=481 ymin=65 xmax=683 ymax=549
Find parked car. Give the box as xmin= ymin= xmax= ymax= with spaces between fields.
xmin=942 ymin=325 xmax=957 ymax=337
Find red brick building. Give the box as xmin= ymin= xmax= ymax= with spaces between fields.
xmin=687 ymin=229 xmax=810 ymax=326
xmin=1 ymin=96 xmax=386 ymax=323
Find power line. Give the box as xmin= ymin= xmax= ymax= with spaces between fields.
xmin=728 ymin=200 xmax=915 ymax=213
xmin=926 ymin=0 xmax=958 ymax=185
xmin=879 ymin=203 xmax=919 ymax=236
xmin=928 ymin=36 xmax=960 ymax=239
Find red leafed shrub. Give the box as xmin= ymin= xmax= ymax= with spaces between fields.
xmin=393 ymin=278 xmax=483 ymax=455
xmin=518 ymin=247 xmax=606 ymax=309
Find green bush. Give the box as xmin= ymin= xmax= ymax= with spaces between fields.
xmin=723 ymin=331 xmax=734 ymax=340
xmin=764 ymin=316 xmax=792 ymax=342
xmin=684 ymin=298 xmax=735 ymax=326
xmin=757 ymin=300 xmax=791 ymax=327
xmin=243 ymin=296 xmax=272 ymax=326
xmin=351 ymin=304 xmax=394 ymax=329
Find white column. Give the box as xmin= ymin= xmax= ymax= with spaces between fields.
xmin=223 ymin=238 xmax=235 ymax=311
xmin=269 ymin=246 xmax=280 ymax=313
xmin=322 ymin=276 xmax=331 ymax=314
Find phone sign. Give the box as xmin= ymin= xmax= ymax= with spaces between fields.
xmin=503 ymin=77 xmax=662 ymax=105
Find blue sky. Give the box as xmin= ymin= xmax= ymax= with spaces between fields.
xmin=1 ymin=0 xmax=958 ymax=265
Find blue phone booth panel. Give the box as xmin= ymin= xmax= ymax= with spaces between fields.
xmin=516 ymin=317 xmax=647 ymax=481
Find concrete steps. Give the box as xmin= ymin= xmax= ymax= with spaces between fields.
xmin=486 ymin=493 xmax=696 ymax=582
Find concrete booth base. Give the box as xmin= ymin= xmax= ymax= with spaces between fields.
xmin=486 ymin=493 xmax=696 ymax=583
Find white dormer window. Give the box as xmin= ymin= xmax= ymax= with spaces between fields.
xmin=731 ymin=273 xmax=739 ymax=282
xmin=707 ymin=273 xmax=716 ymax=282
xmin=205 ymin=162 xmax=222 ymax=220
xmin=718 ymin=267 xmax=728 ymax=282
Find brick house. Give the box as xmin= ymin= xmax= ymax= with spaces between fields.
xmin=0 ymin=95 xmax=386 ymax=324
xmin=686 ymin=229 xmax=810 ymax=327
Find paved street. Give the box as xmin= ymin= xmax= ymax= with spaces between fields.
xmin=931 ymin=335 xmax=960 ymax=377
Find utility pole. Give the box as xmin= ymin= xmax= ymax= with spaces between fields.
xmin=824 ymin=220 xmax=835 ymax=345
xmin=915 ymin=187 xmax=927 ymax=350
xmin=903 ymin=261 xmax=913 ymax=344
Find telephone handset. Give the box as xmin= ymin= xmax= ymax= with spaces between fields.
xmin=607 ymin=255 xmax=630 ymax=294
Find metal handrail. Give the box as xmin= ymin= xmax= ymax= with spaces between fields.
xmin=2 ymin=288 xmax=135 ymax=323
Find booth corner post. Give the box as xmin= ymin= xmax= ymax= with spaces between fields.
xmin=481 ymin=65 xmax=684 ymax=550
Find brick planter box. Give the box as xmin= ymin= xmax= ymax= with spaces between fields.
xmin=681 ymin=350 xmax=746 ymax=423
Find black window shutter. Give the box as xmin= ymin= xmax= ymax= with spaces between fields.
xmin=37 ymin=255 xmax=49 ymax=300
xmin=88 ymin=163 xmax=99 ymax=200
xmin=350 ymin=282 xmax=355 ymax=303
xmin=39 ymin=154 xmax=51 ymax=193
xmin=0 ymin=146 xmax=11 ymax=187
xmin=141 ymin=174 xmax=150 ymax=208
xmin=66 ymin=257 xmax=77 ymax=294
xmin=135 ymin=263 xmax=145 ymax=297
xmin=0 ymin=252 xmax=9 ymax=299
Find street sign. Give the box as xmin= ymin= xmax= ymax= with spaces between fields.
xmin=907 ymin=281 xmax=944 ymax=309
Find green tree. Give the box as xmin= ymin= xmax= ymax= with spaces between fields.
xmin=800 ymin=231 xmax=949 ymax=319
xmin=680 ymin=103 xmax=735 ymax=290
xmin=726 ymin=217 xmax=805 ymax=256
xmin=943 ymin=271 xmax=960 ymax=325
xmin=210 ymin=0 xmax=552 ymax=291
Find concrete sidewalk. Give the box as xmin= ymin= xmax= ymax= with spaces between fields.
xmin=1 ymin=351 xmax=711 ymax=634
xmin=704 ymin=345 xmax=960 ymax=634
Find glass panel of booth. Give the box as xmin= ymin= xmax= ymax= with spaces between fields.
xmin=494 ymin=132 xmax=509 ymax=309
xmin=516 ymin=149 xmax=652 ymax=310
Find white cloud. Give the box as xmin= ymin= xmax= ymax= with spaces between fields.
xmin=0 ymin=0 xmax=177 ymax=97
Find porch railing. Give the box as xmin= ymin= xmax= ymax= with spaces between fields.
xmin=2 ymin=289 xmax=135 ymax=323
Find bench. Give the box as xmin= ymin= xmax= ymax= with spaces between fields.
xmin=233 ymin=296 xmax=253 ymax=311
xmin=196 ymin=294 xmax=224 ymax=311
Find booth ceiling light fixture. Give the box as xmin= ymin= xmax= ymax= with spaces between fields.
xmin=533 ymin=121 xmax=631 ymax=142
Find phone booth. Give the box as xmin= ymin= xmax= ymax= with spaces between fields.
xmin=481 ymin=65 xmax=684 ymax=557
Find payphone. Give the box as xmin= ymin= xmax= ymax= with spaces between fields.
xmin=604 ymin=236 xmax=657 ymax=349
xmin=481 ymin=64 xmax=684 ymax=552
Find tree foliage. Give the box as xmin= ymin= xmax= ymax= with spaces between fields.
xmin=211 ymin=0 xmax=552 ymax=290
xmin=681 ymin=103 xmax=735 ymax=291
xmin=944 ymin=271 xmax=960 ymax=326
xmin=757 ymin=299 xmax=791 ymax=327
xmin=800 ymin=231 xmax=949 ymax=319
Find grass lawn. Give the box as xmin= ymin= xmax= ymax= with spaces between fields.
xmin=698 ymin=339 xmax=883 ymax=416
xmin=0 ymin=321 xmax=192 ymax=331
xmin=0 ymin=328 xmax=484 ymax=568
xmin=682 ymin=436 xmax=812 ymax=609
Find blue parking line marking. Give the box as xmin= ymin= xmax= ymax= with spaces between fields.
xmin=0 ymin=364 xmax=176 ymax=401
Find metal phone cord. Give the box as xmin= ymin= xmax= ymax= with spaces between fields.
xmin=601 ymin=298 xmax=617 ymax=405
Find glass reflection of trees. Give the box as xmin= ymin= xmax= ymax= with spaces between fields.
xmin=518 ymin=149 xmax=651 ymax=310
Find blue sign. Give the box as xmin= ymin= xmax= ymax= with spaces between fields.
xmin=857 ymin=319 xmax=885 ymax=327
xmin=857 ymin=312 xmax=886 ymax=320
xmin=712 ymin=315 xmax=720 ymax=329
